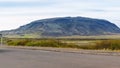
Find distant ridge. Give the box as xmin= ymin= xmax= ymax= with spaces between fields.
xmin=1 ymin=16 xmax=120 ymax=37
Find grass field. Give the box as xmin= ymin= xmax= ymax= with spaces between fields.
xmin=4 ymin=34 xmax=120 ymax=39
xmin=2 ymin=34 xmax=120 ymax=50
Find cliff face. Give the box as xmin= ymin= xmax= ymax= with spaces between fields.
xmin=1 ymin=17 xmax=120 ymax=37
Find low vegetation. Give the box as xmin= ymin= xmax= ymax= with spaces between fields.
xmin=5 ymin=38 xmax=120 ymax=50
xmin=6 ymin=38 xmax=80 ymax=48
xmin=79 ymin=40 xmax=120 ymax=50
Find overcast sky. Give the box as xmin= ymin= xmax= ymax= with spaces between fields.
xmin=0 ymin=0 xmax=120 ymax=30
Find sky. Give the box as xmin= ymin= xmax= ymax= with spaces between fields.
xmin=0 ymin=0 xmax=120 ymax=30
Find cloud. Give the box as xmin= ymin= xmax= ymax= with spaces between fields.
xmin=0 ymin=1 xmax=54 ymax=8
xmin=0 ymin=0 xmax=45 ymax=2
xmin=0 ymin=0 xmax=120 ymax=30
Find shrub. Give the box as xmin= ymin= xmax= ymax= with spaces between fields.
xmin=79 ymin=40 xmax=120 ymax=50
xmin=7 ymin=38 xmax=120 ymax=50
xmin=6 ymin=39 xmax=80 ymax=48
xmin=95 ymin=40 xmax=120 ymax=50
xmin=7 ymin=39 xmax=31 ymax=46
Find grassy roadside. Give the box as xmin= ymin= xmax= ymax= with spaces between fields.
xmin=6 ymin=39 xmax=80 ymax=48
xmin=5 ymin=38 xmax=120 ymax=50
xmin=80 ymin=40 xmax=120 ymax=50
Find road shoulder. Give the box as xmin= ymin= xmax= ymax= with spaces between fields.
xmin=1 ymin=46 xmax=120 ymax=56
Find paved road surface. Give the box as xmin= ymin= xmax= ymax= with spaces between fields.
xmin=0 ymin=48 xmax=120 ymax=68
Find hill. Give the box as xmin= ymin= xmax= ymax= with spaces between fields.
xmin=1 ymin=17 xmax=120 ymax=37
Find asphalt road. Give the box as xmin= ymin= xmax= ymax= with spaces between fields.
xmin=0 ymin=48 xmax=120 ymax=68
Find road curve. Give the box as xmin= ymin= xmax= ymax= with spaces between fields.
xmin=0 ymin=48 xmax=120 ymax=68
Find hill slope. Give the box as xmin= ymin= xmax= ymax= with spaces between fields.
xmin=1 ymin=17 xmax=120 ymax=37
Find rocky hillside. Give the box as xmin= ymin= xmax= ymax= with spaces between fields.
xmin=1 ymin=17 xmax=120 ymax=37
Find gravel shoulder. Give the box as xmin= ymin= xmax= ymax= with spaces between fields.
xmin=1 ymin=46 xmax=120 ymax=56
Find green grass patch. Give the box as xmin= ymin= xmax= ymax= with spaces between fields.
xmin=79 ymin=40 xmax=120 ymax=50
xmin=6 ymin=39 xmax=80 ymax=48
xmin=5 ymin=38 xmax=120 ymax=50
